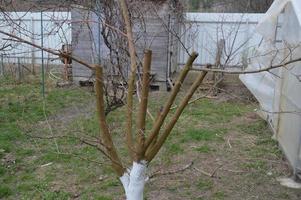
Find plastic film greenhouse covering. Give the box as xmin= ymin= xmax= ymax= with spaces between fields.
xmin=240 ymin=0 xmax=301 ymax=176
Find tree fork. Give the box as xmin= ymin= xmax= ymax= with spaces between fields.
xmin=146 ymin=69 xmax=209 ymax=162
xmin=143 ymin=52 xmax=199 ymax=156
xmin=136 ymin=50 xmax=152 ymax=161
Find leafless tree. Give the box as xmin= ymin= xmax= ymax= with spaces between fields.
xmin=1 ymin=0 xmax=301 ymax=199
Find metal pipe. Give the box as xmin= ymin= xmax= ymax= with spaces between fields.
xmin=0 ymin=54 xmax=3 ymax=76
xmin=17 ymin=57 xmax=21 ymax=82
xmin=41 ymin=11 xmax=45 ymax=98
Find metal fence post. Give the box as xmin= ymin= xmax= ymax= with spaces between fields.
xmin=0 ymin=54 xmax=3 ymax=76
xmin=16 ymin=57 xmax=21 ymax=82
xmin=41 ymin=11 xmax=45 ymax=98
xmin=31 ymin=16 xmax=36 ymax=75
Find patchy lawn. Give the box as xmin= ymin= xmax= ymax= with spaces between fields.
xmin=1 ymin=76 xmax=301 ymax=200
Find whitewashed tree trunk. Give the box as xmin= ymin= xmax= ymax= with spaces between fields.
xmin=120 ymin=161 xmax=147 ymax=200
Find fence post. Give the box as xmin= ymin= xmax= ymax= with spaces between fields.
xmin=41 ymin=11 xmax=45 ymax=98
xmin=16 ymin=57 xmax=22 ymax=83
xmin=213 ymin=39 xmax=225 ymax=96
xmin=242 ymin=18 xmax=250 ymax=70
xmin=31 ymin=16 xmax=36 ymax=75
xmin=0 ymin=54 xmax=3 ymax=76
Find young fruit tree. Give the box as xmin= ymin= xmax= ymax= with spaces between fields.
xmin=0 ymin=0 xmax=207 ymax=198
xmin=1 ymin=0 xmax=301 ymax=199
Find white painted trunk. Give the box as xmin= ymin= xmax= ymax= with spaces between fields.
xmin=120 ymin=161 xmax=147 ymax=200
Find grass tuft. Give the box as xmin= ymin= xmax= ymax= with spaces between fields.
xmin=196 ymin=179 xmax=213 ymax=190
xmin=0 ymin=186 xmax=12 ymax=198
xmin=183 ymin=128 xmax=226 ymax=142
xmin=194 ymin=145 xmax=216 ymax=153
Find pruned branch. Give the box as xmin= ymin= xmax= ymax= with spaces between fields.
xmin=95 ymin=66 xmax=125 ymax=176
xmin=119 ymin=0 xmax=139 ymax=162
xmin=146 ymin=69 xmax=209 ymax=162
xmin=143 ymin=52 xmax=199 ymax=157
xmin=136 ymin=50 xmax=152 ymax=161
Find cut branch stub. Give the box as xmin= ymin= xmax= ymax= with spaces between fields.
xmin=146 ymin=69 xmax=209 ymax=162
xmin=143 ymin=52 xmax=199 ymax=156
xmin=95 ymin=66 xmax=125 ymax=176
xmin=136 ymin=50 xmax=152 ymax=161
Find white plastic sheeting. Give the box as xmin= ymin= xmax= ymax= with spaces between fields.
xmin=240 ymin=0 xmax=301 ymax=175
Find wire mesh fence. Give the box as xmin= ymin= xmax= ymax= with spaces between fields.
xmin=0 ymin=54 xmax=66 ymax=83
xmin=0 ymin=11 xmax=71 ymax=83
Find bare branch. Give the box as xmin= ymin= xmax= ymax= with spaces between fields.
xmin=0 ymin=30 xmax=95 ymax=70
xmin=191 ymin=57 xmax=301 ymax=75
xmin=146 ymin=69 xmax=209 ymax=162
xmin=119 ymin=0 xmax=139 ymax=162
xmin=143 ymin=52 xmax=199 ymax=157
xmin=136 ymin=50 xmax=152 ymax=161
xmin=95 ymin=66 xmax=125 ymax=176
xmin=149 ymin=161 xmax=194 ymax=179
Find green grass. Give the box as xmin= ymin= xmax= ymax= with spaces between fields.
xmin=237 ymin=120 xmax=268 ymax=136
xmin=100 ymin=179 xmax=120 ymax=190
xmin=213 ymin=191 xmax=226 ymax=200
xmin=182 ymin=128 xmax=226 ymax=142
xmin=241 ymin=160 xmax=268 ymax=171
xmin=187 ymin=99 xmax=250 ymax=124
xmin=43 ymin=191 xmax=71 ymax=200
xmin=166 ymin=143 xmax=184 ymax=155
xmin=0 ymin=77 xmax=91 ymax=156
xmin=0 ymin=186 xmax=12 ymax=198
xmin=0 ymin=77 xmax=93 ymax=199
xmin=196 ymin=179 xmax=213 ymax=190
xmin=1 ymin=76 xmax=296 ymax=199
xmin=194 ymin=145 xmax=216 ymax=153
xmin=95 ymin=196 xmax=113 ymax=200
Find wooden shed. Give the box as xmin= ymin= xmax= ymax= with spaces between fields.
xmin=71 ymin=0 xmax=182 ymax=90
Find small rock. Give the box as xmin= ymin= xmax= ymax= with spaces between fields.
xmin=73 ymin=193 xmax=81 ymax=198
xmin=99 ymin=175 xmax=108 ymax=181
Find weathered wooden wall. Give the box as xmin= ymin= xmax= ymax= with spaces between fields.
xmin=132 ymin=1 xmax=180 ymax=83
xmin=71 ymin=1 xmax=180 ymax=87
xmin=71 ymin=8 xmax=99 ymax=83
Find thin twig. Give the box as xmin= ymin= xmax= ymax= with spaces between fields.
xmin=192 ymin=57 xmax=301 ymax=74
xmin=210 ymin=165 xmax=223 ymax=177
xmin=227 ymin=138 xmax=232 ymax=149
xmin=193 ymin=167 xmax=212 ymax=177
xmin=149 ymin=161 xmax=194 ymax=179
